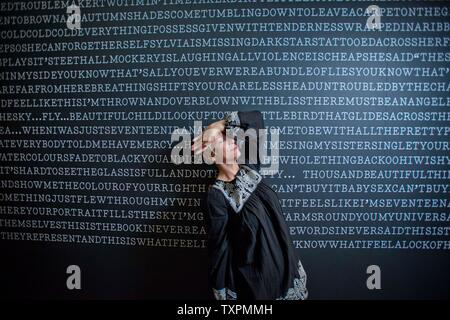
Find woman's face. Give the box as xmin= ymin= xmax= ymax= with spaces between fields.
xmin=212 ymin=133 xmax=241 ymax=164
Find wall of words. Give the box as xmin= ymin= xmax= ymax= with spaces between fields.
xmin=0 ymin=0 xmax=449 ymax=299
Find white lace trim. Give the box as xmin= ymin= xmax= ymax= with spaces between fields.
xmin=276 ymin=259 xmax=308 ymax=300
xmin=211 ymin=164 xmax=262 ymax=213
xmin=213 ymin=287 xmax=237 ymax=300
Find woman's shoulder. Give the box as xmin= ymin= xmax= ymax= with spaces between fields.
xmin=206 ymin=186 xmax=231 ymax=216
xmin=207 ymin=184 xmax=227 ymax=204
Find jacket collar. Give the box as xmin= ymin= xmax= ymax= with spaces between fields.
xmin=210 ymin=164 xmax=262 ymax=213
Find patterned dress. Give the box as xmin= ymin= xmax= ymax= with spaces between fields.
xmin=205 ymin=110 xmax=308 ymax=300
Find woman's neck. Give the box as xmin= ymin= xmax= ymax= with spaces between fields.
xmin=216 ymin=163 xmax=240 ymax=182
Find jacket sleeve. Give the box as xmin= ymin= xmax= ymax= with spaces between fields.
xmin=205 ymin=189 xmax=234 ymax=300
xmin=223 ymin=110 xmax=265 ymax=172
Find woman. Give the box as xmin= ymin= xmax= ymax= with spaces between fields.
xmin=192 ymin=110 xmax=308 ymax=300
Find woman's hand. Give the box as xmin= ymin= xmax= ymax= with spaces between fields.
xmin=192 ymin=126 xmax=223 ymax=155
xmin=207 ymin=119 xmax=226 ymax=131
